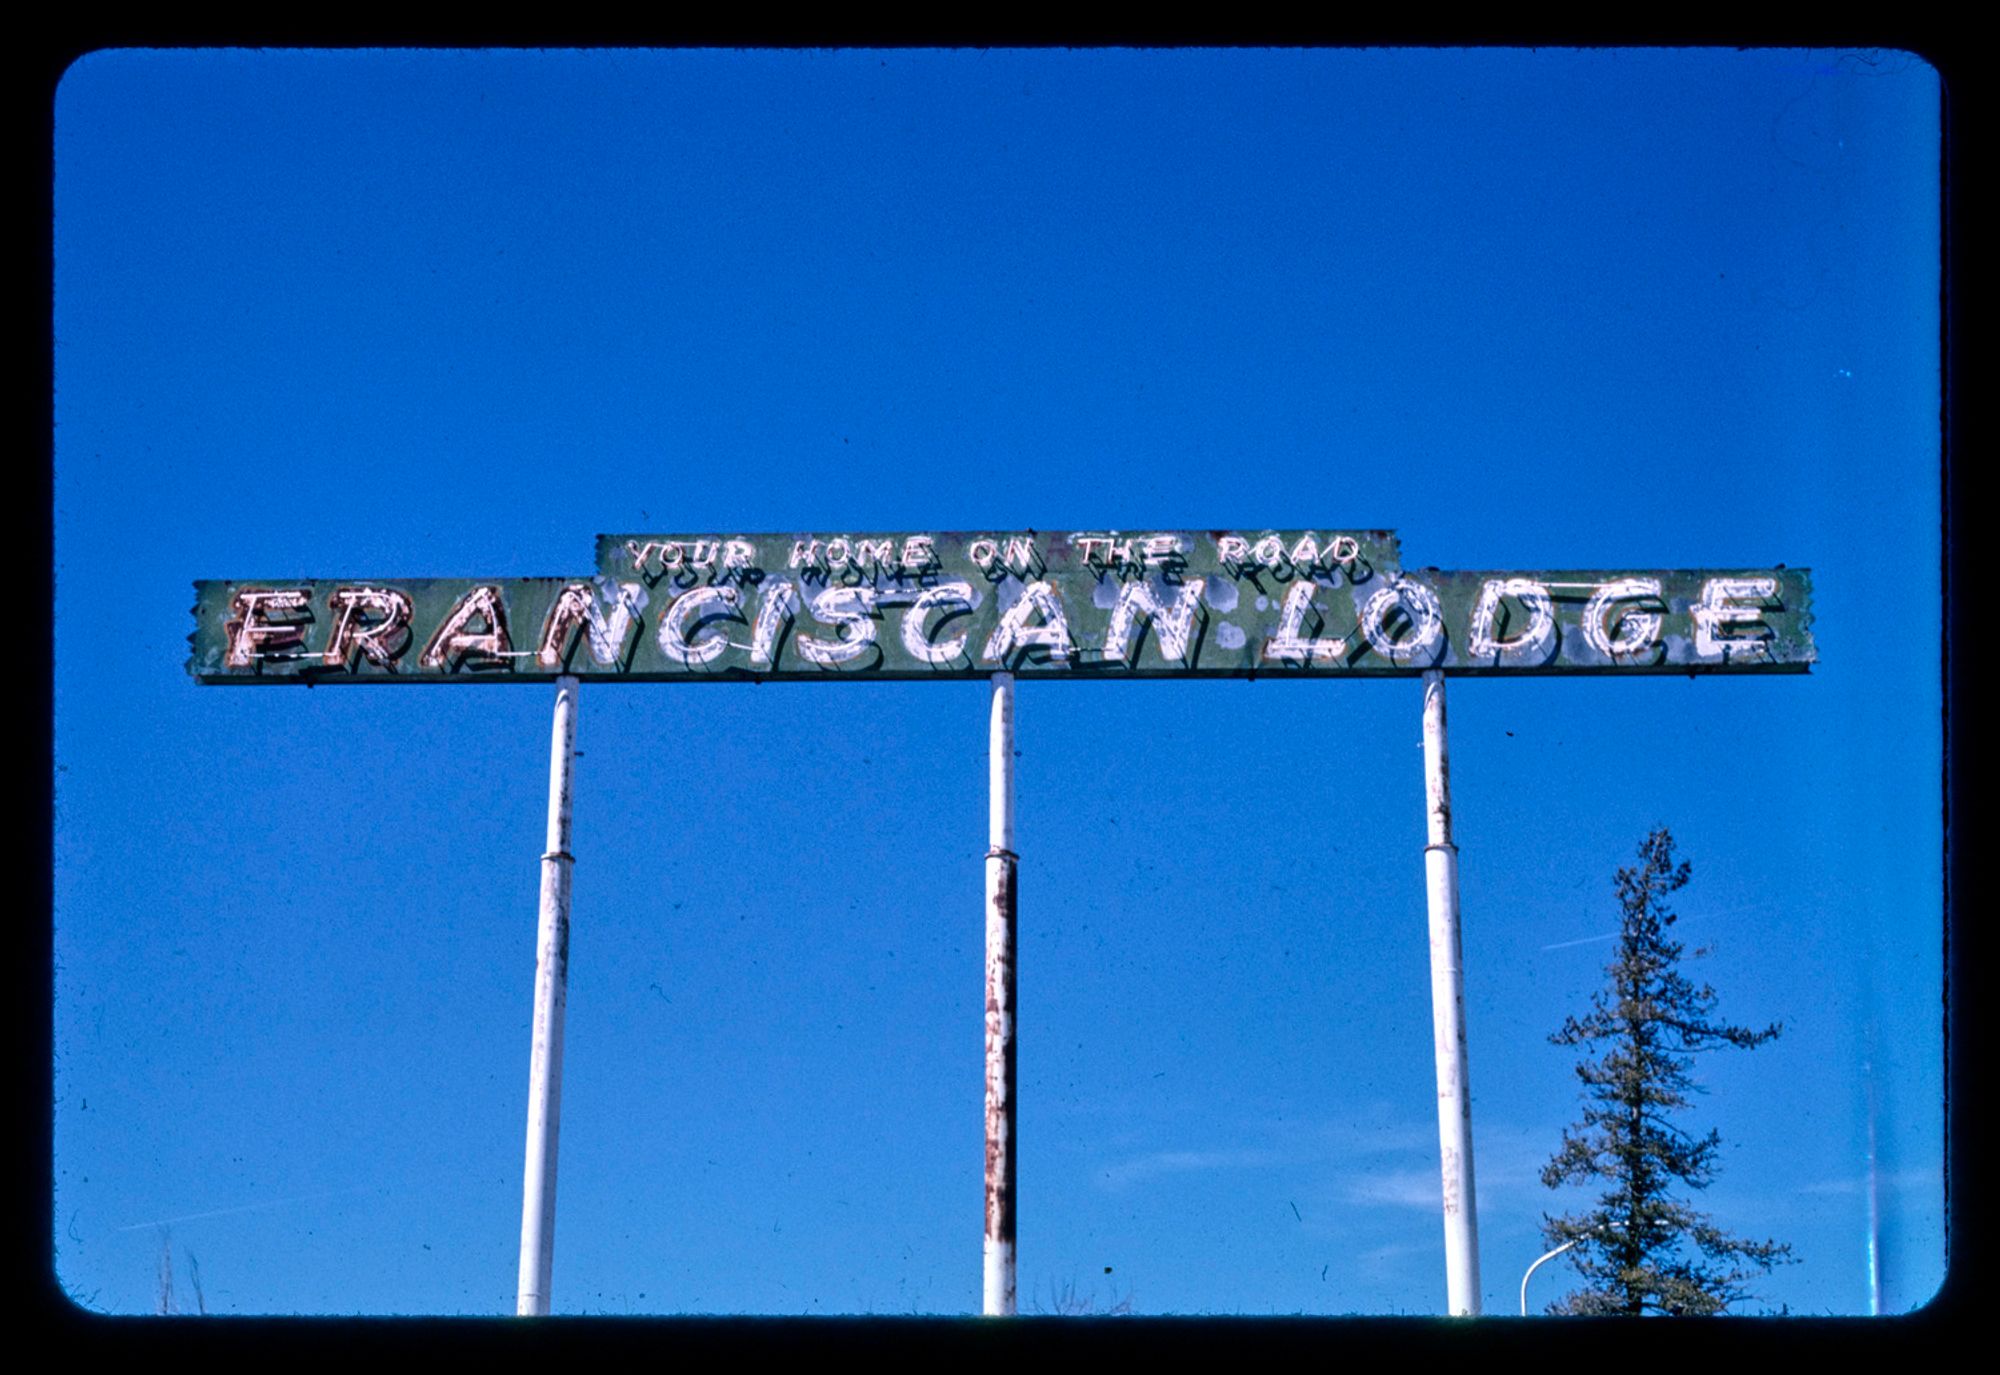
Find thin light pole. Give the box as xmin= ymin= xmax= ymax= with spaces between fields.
xmin=984 ymin=672 xmax=1018 ymax=1316
xmin=1865 ymin=1039 xmax=1882 ymax=1316
xmin=517 ymin=674 xmax=579 ymax=1316
xmin=1421 ymin=668 xmax=1482 ymax=1315
xmin=1520 ymin=1239 xmax=1579 ymax=1315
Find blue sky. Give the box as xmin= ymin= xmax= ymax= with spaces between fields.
xmin=51 ymin=47 xmax=1942 ymax=1316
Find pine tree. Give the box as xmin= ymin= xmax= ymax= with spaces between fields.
xmin=1539 ymin=827 xmax=1796 ymax=1315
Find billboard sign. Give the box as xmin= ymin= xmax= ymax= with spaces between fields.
xmin=188 ymin=530 xmax=1814 ymax=683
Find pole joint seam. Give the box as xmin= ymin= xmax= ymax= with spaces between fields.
xmin=985 ymin=846 xmax=1019 ymax=862
xmin=541 ymin=850 xmax=575 ymax=863
xmin=1423 ymin=842 xmax=1458 ymax=855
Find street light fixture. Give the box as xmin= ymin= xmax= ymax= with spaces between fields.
xmin=1520 ymin=1223 xmax=1621 ymax=1316
xmin=1520 ymin=1239 xmax=1580 ymax=1316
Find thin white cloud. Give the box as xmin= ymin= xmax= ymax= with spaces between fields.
xmin=1097 ymin=1147 xmax=1293 ymax=1191
xmin=1340 ymin=1170 xmax=1442 ymax=1209
xmin=1086 ymin=1107 xmax=1569 ymax=1226
xmin=1357 ymin=1239 xmax=1436 ymax=1268
xmin=1304 ymin=1115 xmax=1437 ymax=1158
xmin=1462 ymin=1122 xmax=1561 ymax=1196
xmin=1092 ymin=1105 xmax=1441 ymax=1193
xmin=1540 ymin=931 xmax=1619 ymax=951
xmin=1795 ymin=1167 xmax=1941 ymax=1197
xmin=114 ymin=1185 xmax=370 ymax=1232
xmin=1541 ymin=899 xmax=1796 ymax=954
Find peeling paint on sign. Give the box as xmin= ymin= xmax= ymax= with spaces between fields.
xmin=188 ymin=532 xmax=1814 ymax=682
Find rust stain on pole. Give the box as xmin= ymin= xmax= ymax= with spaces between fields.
xmin=518 ymin=675 xmax=579 ymax=1316
xmin=985 ymin=853 xmax=1017 ymax=1254
xmin=1422 ymin=670 xmax=1481 ymax=1314
xmin=984 ymin=671 xmax=1018 ymax=1316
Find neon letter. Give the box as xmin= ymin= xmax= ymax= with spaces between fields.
xmin=1262 ymin=581 xmax=1347 ymax=664
xmin=982 ymin=581 xmax=1074 ymax=663
xmin=537 ymin=581 xmax=644 ymax=669
xmin=324 ymin=587 xmax=414 ymax=669
xmin=656 ymin=586 xmax=740 ymax=665
xmin=1693 ymin=577 xmax=1777 ymax=660
xmin=1583 ymin=578 xmax=1664 ymax=661
xmin=1467 ymin=578 xmax=1557 ymax=664
xmin=900 ymin=581 xmax=976 ymax=665
xmin=225 ymin=589 xmax=312 ymax=666
xmin=750 ymin=580 xmax=798 ymax=666
xmin=1103 ymin=578 xmax=1207 ymax=665
xmin=1358 ymin=577 xmax=1444 ymax=666
xmin=421 ymin=585 xmax=513 ymax=671
xmin=797 ymin=586 xmax=879 ymax=665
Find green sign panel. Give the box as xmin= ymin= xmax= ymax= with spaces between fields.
xmin=188 ymin=530 xmax=1813 ymax=683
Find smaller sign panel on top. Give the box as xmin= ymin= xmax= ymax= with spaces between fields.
xmin=189 ymin=529 xmax=1813 ymax=683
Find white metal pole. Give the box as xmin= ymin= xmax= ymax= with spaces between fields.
xmin=1422 ymin=669 xmax=1482 ymax=1315
xmin=517 ymin=674 xmax=579 ymax=1316
xmin=983 ymin=672 xmax=1018 ymax=1316
xmin=1520 ymin=1239 xmax=1578 ymax=1316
